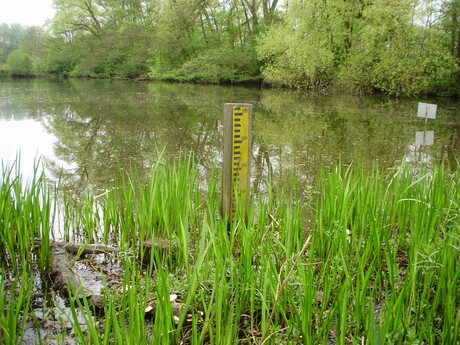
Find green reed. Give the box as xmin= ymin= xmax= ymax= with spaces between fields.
xmin=1 ymin=156 xmax=459 ymax=344
xmin=0 ymin=265 xmax=34 ymax=344
xmin=0 ymin=159 xmax=52 ymax=271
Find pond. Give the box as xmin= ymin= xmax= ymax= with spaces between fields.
xmin=1 ymin=78 xmax=459 ymax=345
xmin=1 ymin=78 xmax=459 ymax=196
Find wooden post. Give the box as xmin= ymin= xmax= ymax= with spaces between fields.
xmin=221 ymin=103 xmax=252 ymax=220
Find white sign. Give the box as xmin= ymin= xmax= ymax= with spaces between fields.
xmin=417 ymin=102 xmax=437 ymax=119
xmin=415 ymin=131 xmax=434 ymax=146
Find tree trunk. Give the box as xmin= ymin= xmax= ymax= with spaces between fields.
xmin=457 ymin=27 xmax=460 ymax=65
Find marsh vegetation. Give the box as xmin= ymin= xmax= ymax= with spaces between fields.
xmin=1 ymin=155 xmax=459 ymax=344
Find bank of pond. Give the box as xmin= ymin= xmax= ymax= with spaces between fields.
xmin=1 ymin=157 xmax=459 ymax=344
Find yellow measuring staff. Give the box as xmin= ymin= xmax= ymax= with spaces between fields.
xmin=230 ymin=106 xmax=250 ymax=215
xmin=221 ymin=103 xmax=252 ymax=220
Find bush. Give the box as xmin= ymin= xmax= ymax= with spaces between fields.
xmin=175 ymin=46 xmax=260 ymax=83
xmin=339 ymin=28 xmax=458 ymax=96
xmin=47 ymin=49 xmax=79 ymax=77
xmin=338 ymin=0 xmax=458 ymax=96
xmin=6 ymin=50 xmax=33 ymax=76
xmin=257 ymin=24 xmax=335 ymax=89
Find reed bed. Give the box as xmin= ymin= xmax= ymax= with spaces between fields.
xmin=0 ymin=157 xmax=459 ymax=344
xmin=0 ymin=160 xmax=52 ymax=344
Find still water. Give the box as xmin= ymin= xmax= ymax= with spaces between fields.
xmin=1 ymin=78 xmax=459 ymax=196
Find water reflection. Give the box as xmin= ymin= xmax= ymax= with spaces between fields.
xmin=0 ymin=119 xmax=55 ymax=182
xmin=406 ymin=144 xmax=433 ymax=166
xmin=0 ymin=79 xmax=459 ymax=199
xmin=415 ymin=131 xmax=435 ymax=147
xmin=405 ymin=131 xmax=435 ymax=166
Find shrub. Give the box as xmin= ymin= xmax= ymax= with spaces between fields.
xmin=176 ymin=46 xmax=260 ymax=83
xmin=6 ymin=50 xmax=33 ymax=76
xmin=257 ymin=24 xmax=336 ymax=89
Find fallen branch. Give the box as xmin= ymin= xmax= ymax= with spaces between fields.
xmin=47 ymin=240 xmax=117 ymax=255
xmin=50 ymin=245 xmax=83 ymax=293
xmin=41 ymin=237 xmax=176 ymax=310
xmin=50 ymin=245 xmax=104 ymax=309
xmin=35 ymin=238 xmax=175 ymax=255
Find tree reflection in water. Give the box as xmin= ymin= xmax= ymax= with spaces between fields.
xmin=1 ymin=79 xmax=458 ymax=204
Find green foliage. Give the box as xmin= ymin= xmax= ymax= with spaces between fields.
xmin=257 ymin=23 xmax=335 ymax=88
xmin=339 ymin=0 xmax=459 ymax=96
xmin=256 ymin=0 xmax=358 ymax=89
xmin=68 ymin=23 xmax=153 ymax=78
xmin=441 ymin=0 xmax=460 ymax=58
xmin=6 ymin=50 xmax=33 ymax=76
xmin=45 ymin=0 xmax=279 ymax=82
xmin=0 ymin=23 xmax=26 ymax=64
xmin=47 ymin=51 xmax=78 ymax=76
xmin=1 ymin=155 xmax=459 ymax=343
xmin=1 ymin=0 xmax=459 ymax=95
xmin=256 ymin=0 xmax=459 ymax=95
xmin=175 ymin=46 xmax=260 ymax=83
xmin=19 ymin=27 xmax=46 ymax=59
xmin=0 ymin=24 xmax=49 ymax=76
xmin=46 ymin=36 xmax=79 ymax=76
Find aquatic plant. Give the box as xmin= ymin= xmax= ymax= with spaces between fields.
xmin=0 ymin=157 xmax=459 ymax=344
xmin=0 ymin=159 xmax=52 ymax=271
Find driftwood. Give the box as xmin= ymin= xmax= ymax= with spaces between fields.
xmin=42 ymin=238 xmax=176 ymax=311
xmin=50 ymin=245 xmax=83 ymax=293
xmin=47 ymin=240 xmax=117 ymax=255
xmin=50 ymin=245 xmax=104 ymax=309
xmin=35 ymin=238 xmax=175 ymax=255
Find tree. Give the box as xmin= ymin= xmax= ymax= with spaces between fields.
xmin=0 ymin=23 xmax=26 ymax=64
xmin=52 ymin=0 xmax=106 ymax=39
xmin=43 ymin=0 xmax=458 ymax=94
xmin=148 ymin=0 xmax=202 ymax=76
xmin=18 ymin=26 xmax=48 ymax=74
xmin=256 ymin=0 xmax=458 ymax=95
xmin=176 ymin=45 xmax=260 ymax=83
xmin=256 ymin=0 xmax=349 ymax=88
xmin=19 ymin=27 xmax=46 ymax=59
xmin=441 ymin=0 xmax=460 ymax=64
xmin=339 ymin=0 xmax=458 ymax=95
xmin=46 ymin=34 xmax=80 ymax=76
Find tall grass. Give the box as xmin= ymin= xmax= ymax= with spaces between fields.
xmin=1 ymin=157 xmax=459 ymax=344
xmin=0 ymin=159 xmax=52 ymax=270
xmin=0 ymin=265 xmax=34 ymax=344
xmin=309 ymin=163 xmax=460 ymax=344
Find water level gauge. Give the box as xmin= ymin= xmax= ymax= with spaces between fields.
xmin=221 ymin=103 xmax=252 ymax=220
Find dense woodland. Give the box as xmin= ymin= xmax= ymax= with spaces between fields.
xmin=1 ymin=0 xmax=460 ymax=96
